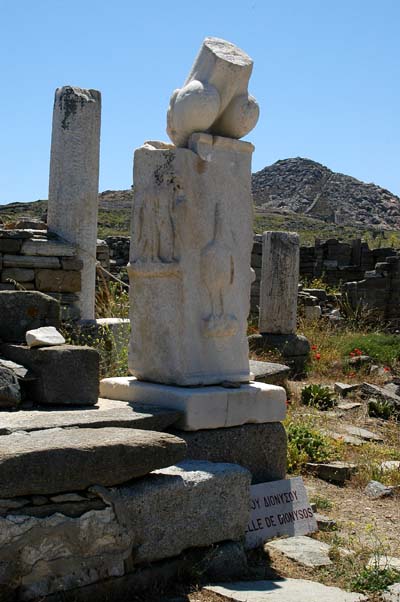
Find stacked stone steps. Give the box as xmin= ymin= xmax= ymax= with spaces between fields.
xmin=0 ymin=432 xmax=250 ymax=600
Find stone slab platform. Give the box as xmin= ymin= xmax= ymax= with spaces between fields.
xmin=0 ymin=427 xmax=187 ymax=497
xmin=1 ymin=460 xmax=251 ymax=600
xmin=0 ymin=398 xmax=182 ymax=435
xmin=100 ymin=377 xmax=286 ymax=431
xmin=206 ymin=579 xmax=366 ymax=601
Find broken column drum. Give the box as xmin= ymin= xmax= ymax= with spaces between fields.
xmin=47 ymin=86 xmax=101 ymax=320
xmin=128 ymin=37 xmax=260 ymax=387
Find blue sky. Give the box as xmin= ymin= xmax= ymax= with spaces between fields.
xmin=1 ymin=0 xmax=399 ymax=203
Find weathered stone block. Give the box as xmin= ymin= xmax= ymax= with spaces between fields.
xmin=21 ymin=239 xmax=76 ymax=256
xmin=1 ymin=268 xmax=34 ymax=283
xmin=0 ymin=365 xmax=21 ymax=408
xmin=0 ymin=291 xmax=60 ymax=343
xmin=0 ymin=344 xmax=99 ymax=405
xmin=115 ymin=460 xmax=251 ymax=564
xmin=3 ymin=254 xmax=60 ymax=269
xmin=0 ymin=238 xmax=22 ymax=253
xmin=61 ymin=256 xmax=84 ymax=270
xmin=0 ymin=398 xmax=182 ymax=434
xmin=306 ymin=461 xmax=357 ymax=483
xmin=175 ymin=422 xmax=287 ymax=483
xmin=0 ymin=460 xmax=249 ymax=600
xmin=25 ymin=326 xmax=65 ymax=348
xmin=35 ymin=269 xmax=81 ymax=293
xmin=0 ymin=427 xmax=187 ymax=497
xmin=249 ymin=333 xmax=310 ymax=376
xmin=249 ymin=359 xmax=290 ymax=386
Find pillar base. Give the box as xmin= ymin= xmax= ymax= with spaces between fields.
xmin=100 ymin=377 xmax=286 ymax=431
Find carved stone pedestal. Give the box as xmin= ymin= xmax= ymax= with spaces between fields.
xmin=129 ymin=134 xmax=255 ymax=387
xmin=100 ymin=377 xmax=286 ymax=431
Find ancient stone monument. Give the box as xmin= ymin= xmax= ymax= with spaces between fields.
xmin=167 ymin=36 xmax=259 ymax=147
xmin=102 ymin=37 xmax=286 ymax=431
xmin=47 ymin=86 xmax=101 ymax=320
xmin=250 ymin=231 xmax=310 ymax=374
xmin=259 ymin=231 xmax=300 ymax=334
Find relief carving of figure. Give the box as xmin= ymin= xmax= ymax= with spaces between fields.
xmin=133 ymin=186 xmax=177 ymax=264
xmin=200 ymin=203 xmax=238 ymax=337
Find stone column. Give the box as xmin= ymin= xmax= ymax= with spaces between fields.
xmin=259 ymin=231 xmax=299 ymax=334
xmin=250 ymin=231 xmax=310 ymax=375
xmin=47 ymin=86 xmax=101 ymax=320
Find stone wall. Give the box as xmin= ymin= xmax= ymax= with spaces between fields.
xmin=344 ymin=255 xmax=400 ymax=325
xmin=0 ymin=225 xmax=110 ymax=320
xmin=299 ymin=238 xmax=395 ymax=286
xmin=105 ymin=235 xmax=130 ymax=283
xmin=250 ymin=236 xmax=398 ymax=313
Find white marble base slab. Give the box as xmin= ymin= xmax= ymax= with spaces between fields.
xmin=100 ymin=377 xmax=286 ymax=431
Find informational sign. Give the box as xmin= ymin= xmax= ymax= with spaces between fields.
xmin=245 ymin=476 xmax=317 ymax=549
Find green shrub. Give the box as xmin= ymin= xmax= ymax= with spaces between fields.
xmin=309 ymin=494 xmax=333 ymax=511
xmin=368 ymin=399 xmax=395 ymax=420
xmin=351 ymin=567 xmax=400 ymax=593
xmin=300 ymin=383 xmax=336 ymax=410
xmin=286 ymin=421 xmax=336 ymax=473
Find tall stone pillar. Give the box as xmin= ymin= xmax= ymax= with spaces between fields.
xmin=47 ymin=86 xmax=101 ymax=320
xmin=100 ymin=38 xmax=286 ymax=432
xmin=259 ymin=231 xmax=299 ymax=335
xmin=250 ymin=230 xmax=310 ymax=375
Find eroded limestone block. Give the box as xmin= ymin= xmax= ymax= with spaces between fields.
xmin=20 ymin=239 xmax=76 ymax=256
xmin=0 ymin=507 xmax=130 ymax=600
xmin=35 ymin=268 xmax=81 ymax=293
xmin=0 ymin=398 xmax=182 ymax=434
xmin=1 ymin=268 xmax=34 ymax=283
xmin=129 ymin=134 xmax=254 ymax=386
xmin=176 ymin=422 xmax=287 ymax=483
xmin=0 ymin=344 xmax=99 ymax=405
xmin=111 ymin=460 xmax=251 ymax=564
xmin=0 ymin=291 xmax=60 ymax=343
xmin=167 ymin=37 xmax=259 ymax=147
xmin=25 ymin=326 xmax=65 ymax=348
xmin=0 ymin=460 xmax=249 ymax=600
xmin=0 ymin=427 xmax=187 ymax=497
xmin=0 ymin=365 xmax=21 ymax=408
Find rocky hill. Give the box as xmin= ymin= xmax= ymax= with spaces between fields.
xmin=252 ymin=158 xmax=400 ymax=230
xmin=1 ymin=158 xmax=399 ymax=238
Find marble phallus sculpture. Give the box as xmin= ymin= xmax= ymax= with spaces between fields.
xmin=100 ymin=37 xmax=287 ymax=431
xmin=166 ymin=37 xmax=259 ymax=147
